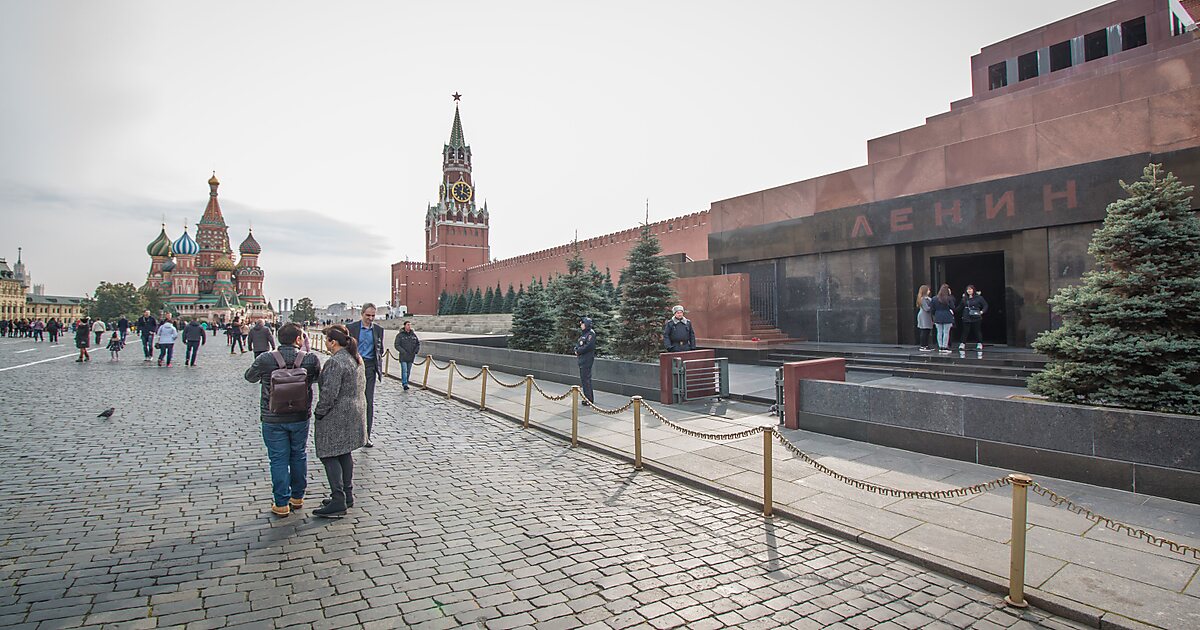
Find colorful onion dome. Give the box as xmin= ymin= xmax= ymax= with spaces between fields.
xmin=239 ymin=229 xmax=261 ymax=255
xmin=209 ymin=172 xmax=220 ymax=186
xmin=213 ymin=254 xmax=236 ymax=272
xmin=172 ymin=228 xmax=200 ymax=256
xmin=161 ymin=259 xmax=176 ymax=273
xmin=147 ymin=226 xmax=172 ymax=257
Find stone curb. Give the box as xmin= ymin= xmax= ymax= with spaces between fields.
xmin=392 ymin=373 xmax=1133 ymax=630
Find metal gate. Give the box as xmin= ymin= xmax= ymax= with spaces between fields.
xmin=746 ymin=261 xmax=779 ymax=327
xmin=672 ymin=357 xmax=730 ymax=403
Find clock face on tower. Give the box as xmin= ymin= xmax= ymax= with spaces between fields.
xmin=451 ymin=181 xmax=473 ymax=203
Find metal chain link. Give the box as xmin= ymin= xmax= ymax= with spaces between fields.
xmin=531 ymin=380 xmax=574 ymax=401
xmin=1030 ymin=483 xmax=1200 ymax=559
xmin=453 ymin=364 xmax=484 ymax=381
xmin=770 ymin=428 xmax=1012 ymax=499
xmin=641 ymin=403 xmax=766 ymax=441
xmin=588 ymin=400 xmax=635 ymax=416
xmin=487 ymin=371 xmax=527 ymax=388
xmin=411 ymin=355 xmax=427 ymax=366
xmin=427 ymin=358 xmax=453 ymax=370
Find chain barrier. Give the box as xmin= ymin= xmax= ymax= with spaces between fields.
xmin=487 ymin=371 xmax=527 ymax=388
xmin=1030 ymin=483 xmax=1200 ymax=559
xmin=428 ymin=358 xmax=453 ymax=370
xmin=588 ymin=400 xmax=636 ymax=416
xmin=770 ymin=428 xmax=1013 ymax=499
xmin=386 ymin=350 xmax=427 ymax=367
xmin=453 ymin=363 xmax=484 ymax=381
xmin=641 ymin=402 xmax=766 ymax=442
xmin=531 ymin=380 xmax=574 ymax=401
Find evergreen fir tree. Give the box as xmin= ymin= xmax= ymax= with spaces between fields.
xmin=451 ymin=292 xmax=467 ymax=315
xmin=1029 ymin=164 xmax=1200 ymax=414
xmin=437 ymin=290 xmax=450 ymax=315
xmin=509 ymin=278 xmax=554 ymax=351
xmin=494 ymin=283 xmax=503 ymax=313
xmin=483 ymin=286 xmax=496 ymax=313
xmin=468 ymin=288 xmax=484 ymax=314
xmin=614 ymin=223 xmax=678 ymax=362
xmin=548 ymin=246 xmax=613 ymax=354
xmin=603 ymin=267 xmax=618 ymax=305
xmin=503 ymin=285 xmax=517 ymax=313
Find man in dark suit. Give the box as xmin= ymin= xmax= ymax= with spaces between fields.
xmin=347 ymin=303 xmax=384 ymax=447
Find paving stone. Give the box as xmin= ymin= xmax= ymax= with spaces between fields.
xmin=0 ymin=345 xmax=1086 ymax=630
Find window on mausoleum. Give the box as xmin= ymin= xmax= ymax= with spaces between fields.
xmin=988 ymin=61 xmax=1008 ymax=90
xmin=1084 ymin=29 xmax=1108 ymax=61
xmin=1018 ymin=51 xmax=1039 ymax=81
xmin=1049 ymin=40 xmax=1073 ymax=71
xmin=1121 ymin=16 xmax=1147 ymax=50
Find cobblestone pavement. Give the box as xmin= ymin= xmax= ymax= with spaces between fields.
xmin=0 ymin=337 xmax=1086 ymax=629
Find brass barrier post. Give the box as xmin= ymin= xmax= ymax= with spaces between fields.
xmin=632 ymin=396 xmax=643 ymax=470
xmin=383 ymin=351 xmax=390 ymax=377
xmin=1006 ymin=473 xmax=1032 ymax=608
xmin=422 ymin=355 xmax=432 ymax=389
xmin=570 ymin=386 xmax=579 ymax=447
xmin=480 ymin=366 xmax=489 ymax=410
xmin=523 ymin=376 xmax=533 ymax=429
xmin=763 ymin=429 xmax=774 ymax=517
xmin=447 ymin=361 xmax=456 ymax=400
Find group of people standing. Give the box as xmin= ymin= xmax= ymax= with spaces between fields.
xmin=245 ymin=303 xmax=399 ymax=519
xmin=916 ymin=284 xmax=989 ymax=353
xmin=0 ymin=318 xmax=66 ymax=343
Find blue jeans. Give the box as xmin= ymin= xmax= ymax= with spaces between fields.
xmin=261 ymin=420 xmax=309 ymax=507
xmin=935 ymin=323 xmax=952 ymax=350
xmin=400 ymin=361 xmax=413 ymax=386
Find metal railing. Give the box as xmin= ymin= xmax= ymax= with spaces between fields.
xmin=671 ymin=356 xmax=729 ymax=403
xmin=303 ymin=330 xmax=1200 ymax=610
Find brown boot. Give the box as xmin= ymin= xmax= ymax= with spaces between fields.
xmin=270 ymin=504 xmax=290 ymax=517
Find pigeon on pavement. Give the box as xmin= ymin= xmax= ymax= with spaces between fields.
xmin=97 ymin=408 xmax=115 ymax=418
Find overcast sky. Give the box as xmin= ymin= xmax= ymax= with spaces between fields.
xmin=0 ymin=0 xmax=1100 ymax=306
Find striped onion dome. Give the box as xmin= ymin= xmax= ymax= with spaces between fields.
xmin=239 ymin=229 xmax=261 ymax=255
xmin=172 ymin=228 xmax=200 ymax=256
xmin=161 ymin=259 xmax=176 ymax=272
xmin=147 ymin=226 xmax=172 ymax=257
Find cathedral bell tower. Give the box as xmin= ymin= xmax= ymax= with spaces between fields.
xmin=425 ymin=94 xmax=490 ymax=293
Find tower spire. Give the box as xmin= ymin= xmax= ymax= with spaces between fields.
xmin=448 ymin=97 xmax=466 ymax=149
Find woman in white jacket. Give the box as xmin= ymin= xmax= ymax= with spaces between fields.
xmin=156 ymin=315 xmax=179 ymax=367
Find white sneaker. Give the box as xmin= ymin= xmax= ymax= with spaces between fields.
xmin=958 ymin=343 xmax=965 ymax=350
xmin=976 ymin=343 xmax=983 ymax=350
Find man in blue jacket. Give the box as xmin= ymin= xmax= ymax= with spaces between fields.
xmin=573 ymin=316 xmax=596 ymax=405
xmin=347 ymin=303 xmax=384 ymax=447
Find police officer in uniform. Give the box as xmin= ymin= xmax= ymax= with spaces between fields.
xmin=663 ymin=305 xmax=696 ymax=352
xmin=573 ymin=317 xmax=596 ymax=405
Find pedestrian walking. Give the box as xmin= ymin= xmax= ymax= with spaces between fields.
xmin=931 ymin=284 xmax=956 ymax=354
xmin=75 ymin=318 xmax=91 ymax=362
xmin=46 ymin=318 xmax=60 ymax=344
xmin=244 ymin=323 xmax=321 ymax=518
xmin=346 ymin=303 xmax=384 ymax=447
xmin=117 ymin=316 xmax=129 ymax=344
xmin=574 ymin=316 xmax=597 ymax=405
xmin=916 ymin=284 xmax=934 ymax=351
xmin=136 ymin=310 xmax=157 ymax=361
xmin=312 ymin=324 xmax=368 ymax=518
xmin=91 ymin=318 xmax=107 ymax=346
xmin=106 ymin=332 xmax=123 ymax=361
xmin=663 ymin=305 xmax=696 ymax=352
xmin=240 ymin=322 xmax=250 ymax=353
xmin=31 ymin=318 xmax=44 ymax=342
xmin=248 ymin=320 xmax=276 ymax=358
xmin=156 ymin=315 xmax=178 ymax=367
xmin=392 ymin=320 xmax=420 ymax=391
xmin=182 ymin=318 xmax=206 ymax=366
xmin=958 ymin=285 xmax=989 ymax=352
xmin=227 ymin=321 xmax=245 ymax=354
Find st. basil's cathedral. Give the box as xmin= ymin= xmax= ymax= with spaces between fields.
xmin=143 ymin=174 xmax=272 ymax=324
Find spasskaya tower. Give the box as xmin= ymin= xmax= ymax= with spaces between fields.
xmin=425 ymin=94 xmax=490 ymax=294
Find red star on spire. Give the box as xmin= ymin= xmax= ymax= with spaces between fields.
xmin=452 ymin=92 xmax=462 ymax=102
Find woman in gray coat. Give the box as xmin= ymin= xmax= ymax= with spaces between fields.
xmin=312 ymin=324 xmax=368 ymax=518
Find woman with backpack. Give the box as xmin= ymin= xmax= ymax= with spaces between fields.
xmin=311 ymin=324 xmax=368 ymax=518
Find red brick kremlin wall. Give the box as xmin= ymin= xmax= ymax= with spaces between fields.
xmin=464 ymin=211 xmax=710 ymax=292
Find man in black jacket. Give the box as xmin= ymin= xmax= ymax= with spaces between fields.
xmin=574 ymin=316 xmax=597 ymax=405
xmin=248 ymin=320 xmax=276 ymax=358
xmin=663 ymin=305 xmax=696 ymax=352
xmin=135 ymin=310 xmax=157 ymax=362
xmin=245 ymin=323 xmax=321 ymax=517
xmin=181 ymin=319 xmax=206 ymax=366
xmin=347 ymin=303 xmax=384 ymax=447
xmin=392 ymin=320 xmax=420 ymax=391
